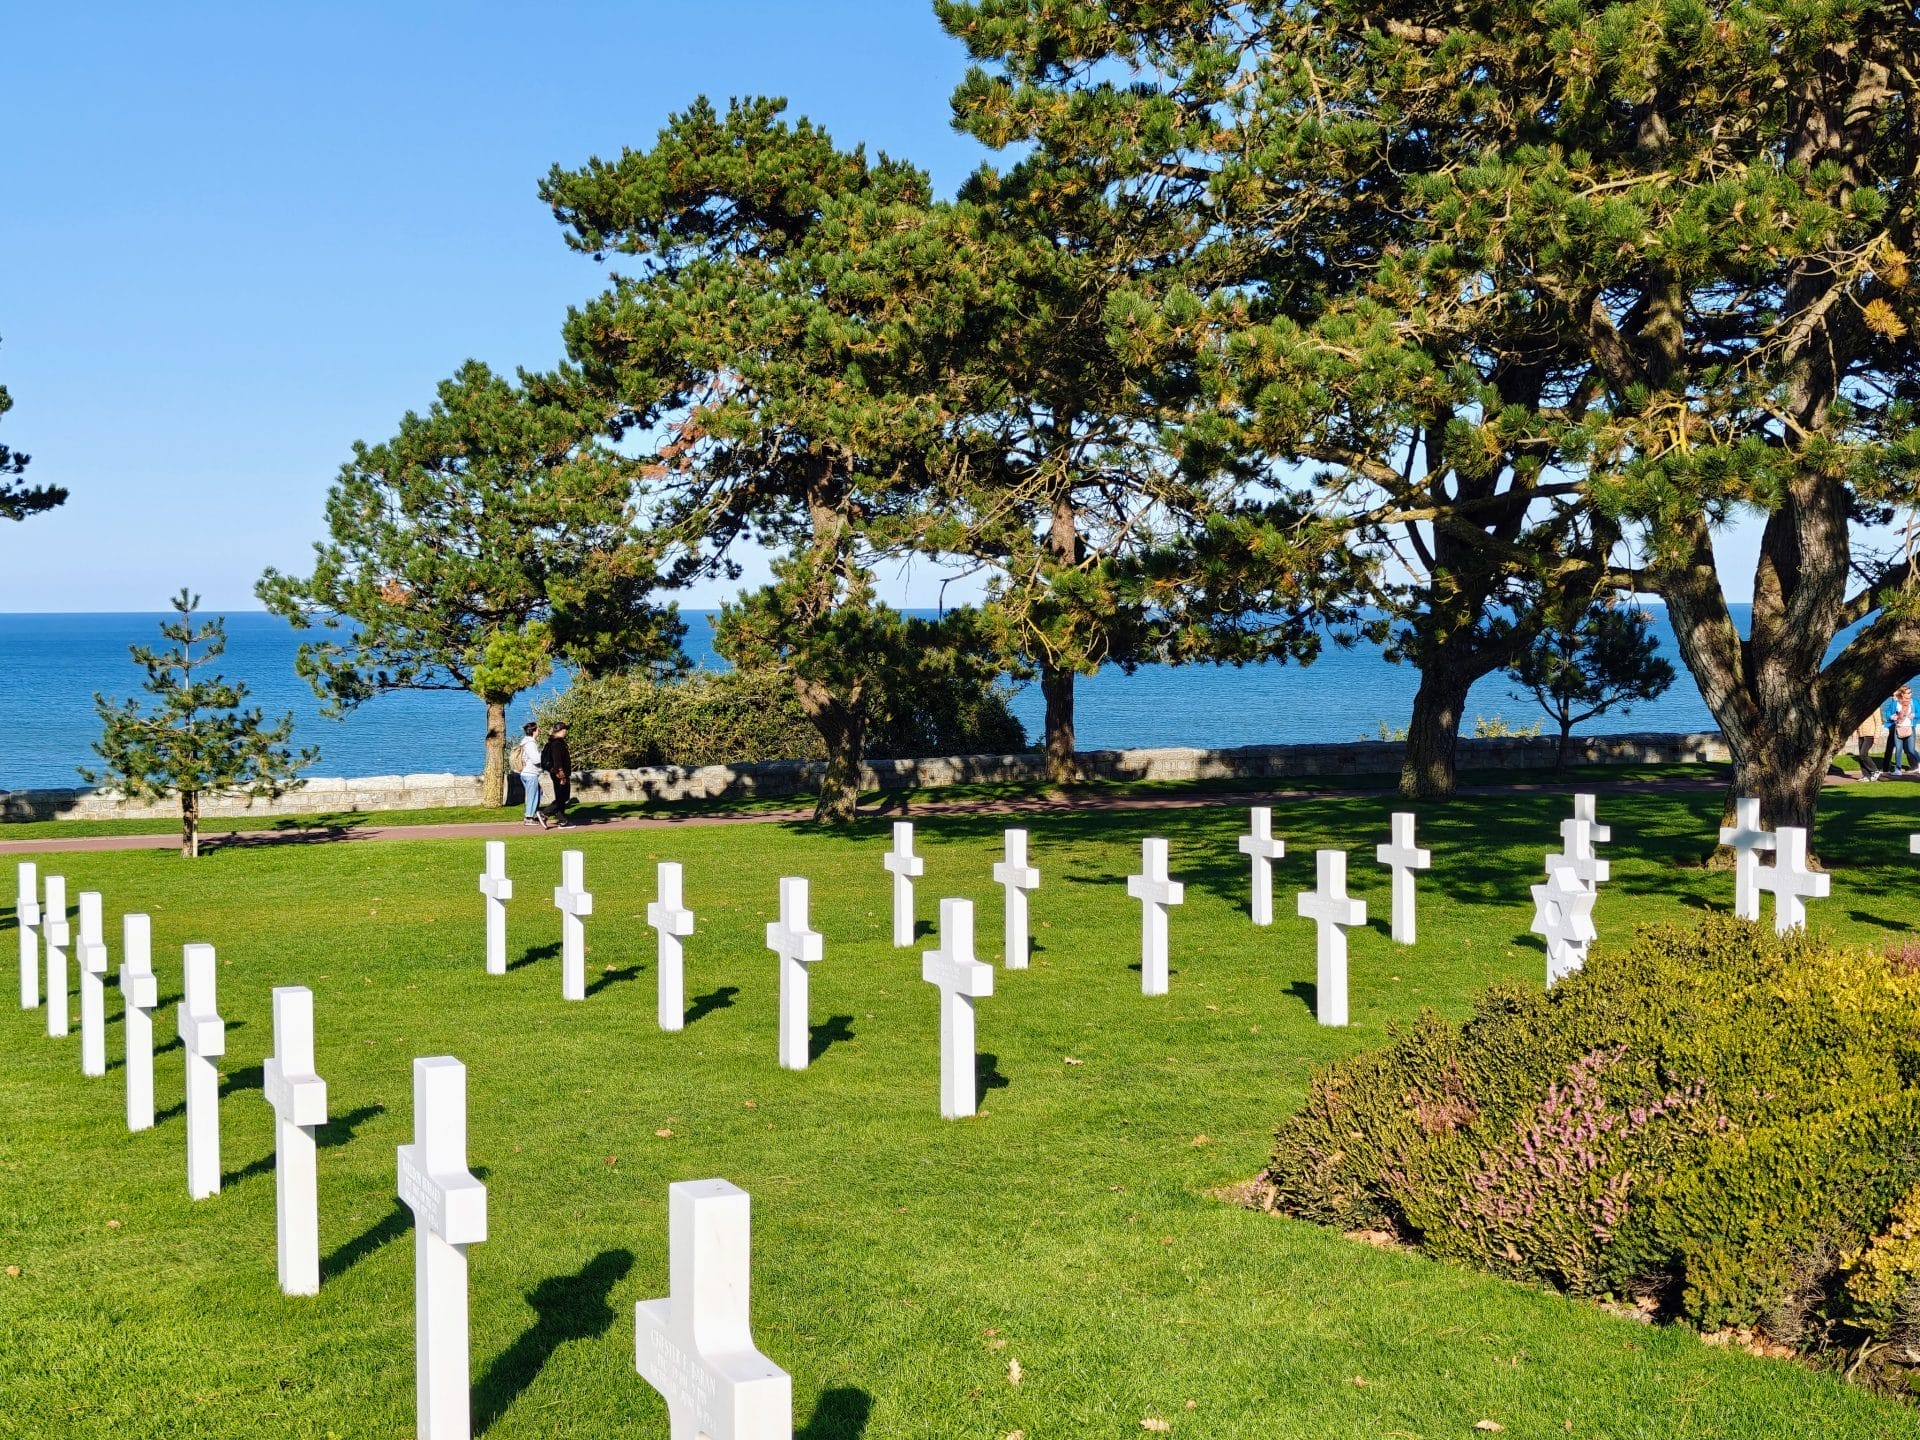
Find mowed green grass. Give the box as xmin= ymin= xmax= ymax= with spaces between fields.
xmin=2 ymin=783 xmax=1918 ymax=1439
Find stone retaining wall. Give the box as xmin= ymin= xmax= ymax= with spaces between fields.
xmin=0 ymin=730 xmax=1729 ymax=824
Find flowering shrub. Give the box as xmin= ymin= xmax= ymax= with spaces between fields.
xmin=1266 ymin=917 xmax=1920 ymax=1387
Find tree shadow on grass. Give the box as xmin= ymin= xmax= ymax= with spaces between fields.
xmin=976 ymin=1052 xmax=1010 ymax=1096
xmin=798 ymin=1386 xmax=874 ymax=1439
xmin=683 ymin=985 xmax=738 ymax=1028
xmin=321 ymin=1200 xmax=409 ymax=1283
xmin=473 ymin=1248 xmax=634 ymax=1436
xmin=585 ymin=964 xmax=640 ymax=998
xmin=810 ymin=1014 xmax=855 ymax=1063
xmin=509 ymin=942 xmax=559 ymax=973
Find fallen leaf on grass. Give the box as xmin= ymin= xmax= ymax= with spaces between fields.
xmin=742 ymin=1100 xmax=758 ymax=1109
xmin=1351 ymin=1376 xmax=1366 ymax=1386
xmin=4 ymin=1266 xmax=18 ymax=1278
xmin=1063 ymin=1056 xmax=1084 ymax=1066
xmin=1007 ymin=1358 xmax=1022 ymax=1386
xmin=106 ymin=1220 xmax=122 ymax=1230
xmin=653 ymin=1128 xmax=673 ymax=1139
xmin=1473 ymin=1423 xmax=1505 ymax=1433
xmin=1006 ymin=1432 xmax=1025 ymax=1440
xmin=1190 ymin=1135 xmax=1209 ymax=1147
xmin=1344 ymin=1228 xmax=1400 ymax=1249
xmin=1185 ymin=1400 xmax=1197 ymax=1410
xmin=1141 ymin=1420 xmax=1171 ymax=1433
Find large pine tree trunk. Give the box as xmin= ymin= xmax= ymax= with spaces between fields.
xmin=481 ymin=697 xmax=509 ymax=806
xmin=180 ymin=790 xmax=200 ymax=860
xmin=794 ymin=678 xmax=866 ymax=823
xmin=1400 ymin=662 xmax=1476 ymax=799
xmin=1041 ymin=664 xmax=1078 ymax=783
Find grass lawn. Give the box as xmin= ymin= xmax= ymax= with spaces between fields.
xmin=2 ymin=780 xmax=1917 ymax=1438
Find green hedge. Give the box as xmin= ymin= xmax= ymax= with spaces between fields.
xmin=1267 ymin=917 xmax=1920 ymax=1384
xmin=536 ymin=665 xmax=1027 ymax=770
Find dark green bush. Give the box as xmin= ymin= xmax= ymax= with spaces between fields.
xmin=537 ymin=665 xmax=1027 ymax=769
xmin=1267 ymin=916 xmax=1920 ymax=1371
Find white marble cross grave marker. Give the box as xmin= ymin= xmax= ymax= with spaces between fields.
xmin=1298 ymin=850 xmax=1368 ymax=1027
xmin=43 ymin=874 xmax=70 ymax=1038
xmin=553 ymin=849 xmax=594 ymax=1002
xmin=1548 ymin=817 xmax=1611 ymax=894
xmin=397 ymin=1056 xmax=488 ymax=1440
xmin=16 ymin=861 xmax=39 ymax=1009
xmin=478 ymin=841 xmax=514 ymax=977
xmin=264 ymin=986 xmax=328 ymax=1296
xmin=1756 ymin=825 xmax=1830 ymax=935
xmin=765 ymin=878 xmax=823 ymax=1071
xmin=76 ymin=890 xmax=109 ymax=1077
xmin=1719 ymin=797 xmax=1776 ymax=922
xmin=922 ymin=898 xmax=994 ymax=1119
xmin=1573 ymin=793 xmax=1611 ymax=845
xmin=1532 ymin=861 xmax=1598 ymax=985
xmin=1127 ymin=838 xmax=1186 ymax=997
xmin=178 ymin=943 xmax=226 ymax=1200
xmin=991 ymin=828 xmax=1040 ymax=969
xmin=120 ymin=914 xmax=157 ymax=1132
xmin=1374 ymin=813 xmax=1431 ymax=946
xmin=1238 ymin=807 xmax=1287 ymax=926
xmin=883 ymin=822 xmax=924 ymax=949
xmin=635 ymin=1178 xmax=792 ymax=1440
xmin=648 ymin=861 xmax=696 ymax=1033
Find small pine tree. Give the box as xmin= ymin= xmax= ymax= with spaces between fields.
xmin=84 ymin=591 xmax=316 ymax=857
xmin=1508 ymin=602 xmax=1676 ymax=772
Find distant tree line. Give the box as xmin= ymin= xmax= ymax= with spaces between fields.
xmin=260 ymin=1 xmax=1920 ymax=832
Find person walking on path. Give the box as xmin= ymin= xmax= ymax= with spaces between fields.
xmin=515 ymin=722 xmax=547 ymax=827
xmin=1884 ymin=692 xmax=1905 ymax=772
xmin=1853 ymin=707 xmax=1885 ymax=780
xmin=1894 ymin=687 xmax=1919 ymax=776
xmin=541 ymin=723 xmax=573 ymax=826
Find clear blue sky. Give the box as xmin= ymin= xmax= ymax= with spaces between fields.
xmin=0 ymin=1 xmax=995 ymax=612
xmin=4 ymin=3 xmax=1771 ymax=612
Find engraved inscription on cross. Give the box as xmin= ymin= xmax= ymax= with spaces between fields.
xmin=635 ymin=1177 xmax=792 ymax=1440
xmin=1127 ymin=838 xmax=1185 ymax=997
xmin=43 ymin=874 xmax=70 ymax=1039
xmin=76 ymin=890 xmax=109 ymax=1077
xmin=1238 ymin=807 xmax=1287 ymax=926
xmin=397 ymin=1055 xmax=488 ymax=1440
xmin=883 ymin=822 xmax=924 ymax=949
xmin=478 ymin=841 xmax=514 ymax=976
xmin=264 ymin=986 xmax=329 ymax=1296
xmin=765 ymin=878 xmax=822 ymax=1071
xmin=553 ymin=849 xmax=594 ymax=1002
xmin=120 ymin=914 xmax=158 ymax=1133
xmin=1719 ymin=797 xmax=1776 ymax=922
xmin=1298 ymin=850 xmax=1367 ymax=1027
xmin=648 ymin=861 xmax=697 ymax=1033
xmin=16 ymin=860 xmax=39 ymax=1010
xmin=991 ymin=828 xmax=1040 ymax=970
xmin=178 ymin=942 xmax=226 ymax=1200
xmin=1755 ymin=825 xmax=1829 ymax=935
xmin=1374 ymin=812 xmax=1431 ymax=946
xmin=922 ymin=898 xmax=993 ymax=1119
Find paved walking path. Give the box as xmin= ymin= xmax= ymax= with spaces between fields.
xmin=0 ymin=771 xmax=1755 ymax=856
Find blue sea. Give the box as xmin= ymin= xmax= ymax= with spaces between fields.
xmin=0 ymin=610 xmax=1727 ymax=792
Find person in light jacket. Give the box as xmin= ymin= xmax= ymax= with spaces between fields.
xmin=515 ymin=722 xmax=547 ymax=827
xmin=1854 ymin=706 xmax=1885 ymax=781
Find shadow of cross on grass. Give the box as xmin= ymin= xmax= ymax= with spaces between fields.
xmin=473 ymin=1248 xmax=635 ymax=1436
xmin=798 ymin=1385 xmax=874 ymax=1439
xmin=809 ymin=1014 xmax=855 ymax=1063
xmin=508 ymin=942 xmax=558 ymax=973
xmin=220 ymin=1103 xmax=386 ymax=1191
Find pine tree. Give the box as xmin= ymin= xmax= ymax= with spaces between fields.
xmin=0 ymin=341 xmax=67 ymax=522
xmin=84 ymin=592 xmax=315 ymax=858
xmin=1508 ymin=601 xmax=1676 ymax=770
xmin=940 ymin=0 xmax=1920 ymax=831
xmin=257 ymin=362 xmax=682 ymax=803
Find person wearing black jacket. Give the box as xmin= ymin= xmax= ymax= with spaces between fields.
xmin=540 ymin=724 xmax=573 ymax=825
